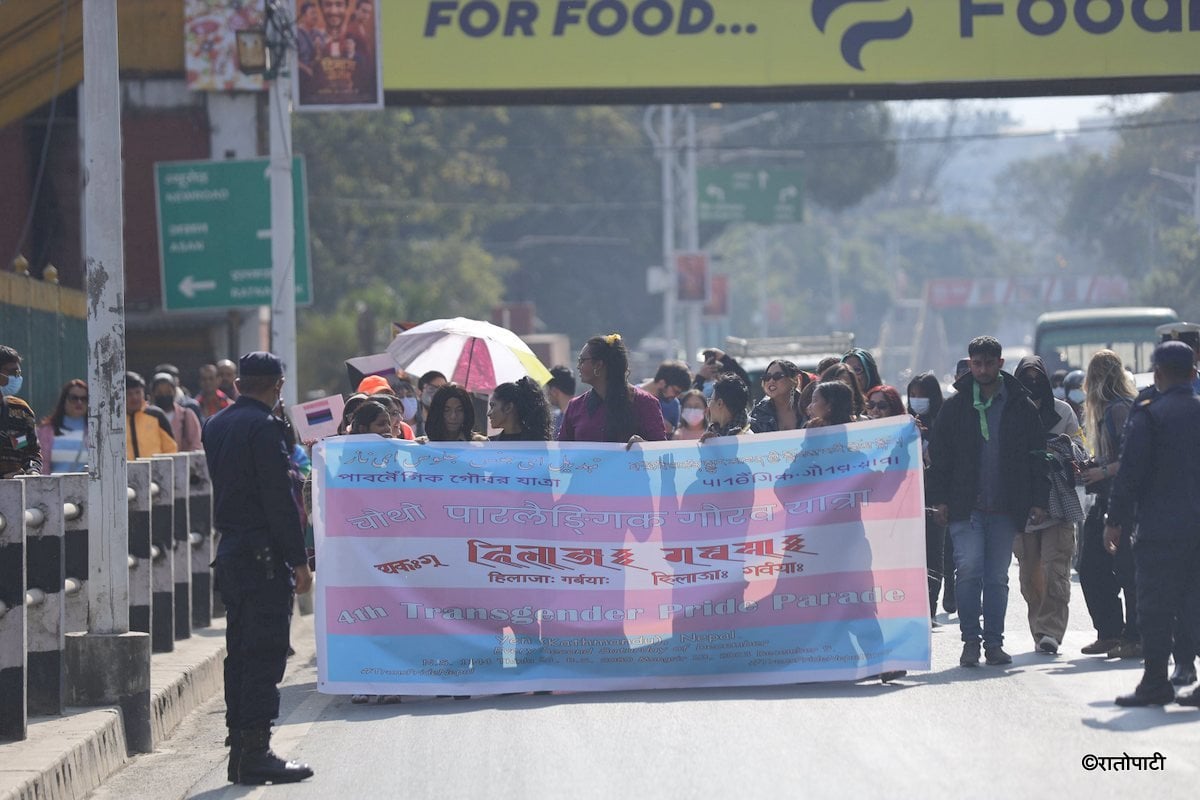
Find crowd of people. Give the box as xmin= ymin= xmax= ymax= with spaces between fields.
xmin=3 ymin=324 xmax=1199 ymax=782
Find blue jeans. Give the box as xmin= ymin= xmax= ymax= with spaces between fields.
xmin=950 ymin=511 xmax=1018 ymax=647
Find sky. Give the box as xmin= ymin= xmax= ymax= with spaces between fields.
xmin=904 ymin=93 xmax=1164 ymax=132
xmin=986 ymin=93 xmax=1164 ymax=131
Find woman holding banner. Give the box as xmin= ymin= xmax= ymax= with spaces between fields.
xmin=488 ymin=377 xmax=552 ymax=441
xmin=558 ymin=334 xmax=666 ymax=445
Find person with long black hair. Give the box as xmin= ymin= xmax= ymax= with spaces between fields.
xmin=804 ymin=381 xmax=855 ymax=428
xmin=558 ymin=334 xmax=666 ymax=445
xmin=488 ymin=377 xmax=552 ymax=441
xmin=422 ymin=384 xmax=488 ymax=442
xmin=700 ymin=373 xmax=753 ymax=441
xmin=908 ymin=371 xmax=949 ymax=623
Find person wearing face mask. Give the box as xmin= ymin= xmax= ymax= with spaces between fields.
xmin=907 ymin=372 xmax=947 ymax=623
xmin=0 ymin=345 xmax=41 ymax=478
xmin=1062 ymin=369 xmax=1085 ymax=423
xmin=202 ymin=351 xmax=313 ymax=786
xmin=674 ymin=389 xmax=708 ymax=440
xmin=392 ymin=378 xmax=421 ymax=432
xmin=151 ymin=373 xmax=203 ymax=451
xmin=1011 ymin=355 xmax=1086 ymax=657
xmin=125 ymin=371 xmax=178 ymax=460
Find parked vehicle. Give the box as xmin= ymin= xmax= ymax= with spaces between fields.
xmin=1034 ymin=307 xmax=1178 ymax=375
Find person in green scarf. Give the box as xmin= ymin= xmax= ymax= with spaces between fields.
xmin=927 ymin=336 xmax=1050 ymax=670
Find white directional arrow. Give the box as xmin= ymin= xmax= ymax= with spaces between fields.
xmin=778 ymin=185 xmax=799 ymax=204
xmin=178 ymin=275 xmax=217 ymax=299
xmin=705 ymin=185 xmax=726 ymax=202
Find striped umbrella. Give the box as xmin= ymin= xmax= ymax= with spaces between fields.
xmin=385 ymin=317 xmax=551 ymax=394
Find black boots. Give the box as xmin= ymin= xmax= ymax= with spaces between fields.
xmin=226 ymin=730 xmax=241 ymax=783
xmin=1116 ymin=662 xmax=1176 ymax=707
xmin=235 ymin=727 xmax=314 ymax=785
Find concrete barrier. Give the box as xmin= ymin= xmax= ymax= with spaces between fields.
xmin=0 ymin=452 xmax=218 ymax=745
xmin=147 ymin=457 xmax=175 ymax=654
xmin=169 ymin=452 xmax=191 ymax=641
xmin=0 ymin=479 xmax=27 ymax=741
xmin=188 ymin=454 xmax=214 ymax=628
xmin=19 ymin=477 xmax=65 ymax=717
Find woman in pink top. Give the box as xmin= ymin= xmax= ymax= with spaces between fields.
xmin=558 ymin=333 xmax=667 ymax=444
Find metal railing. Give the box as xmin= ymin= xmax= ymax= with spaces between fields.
xmin=0 ymin=451 xmax=217 ymax=742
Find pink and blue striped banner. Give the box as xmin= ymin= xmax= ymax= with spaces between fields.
xmin=313 ymin=416 xmax=930 ymax=695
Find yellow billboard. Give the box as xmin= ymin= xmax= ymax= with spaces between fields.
xmin=381 ymin=0 xmax=1200 ymax=98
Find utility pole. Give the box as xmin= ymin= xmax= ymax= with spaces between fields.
xmin=81 ymin=0 xmax=129 ymax=637
xmin=74 ymin=0 xmax=152 ymax=754
xmin=267 ymin=7 xmax=298 ymax=406
xmin=683 ymin=109 xmax=701 ymax=364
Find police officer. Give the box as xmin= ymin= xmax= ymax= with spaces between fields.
xmin=1157 ymin=323 xmax=1200 ymax=686
xmin=203 ymin=352 xmax=314 ymax=784
xmin=1104 ymin=341 xmax=1200 ymax=707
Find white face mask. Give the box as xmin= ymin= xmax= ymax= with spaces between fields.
xmin=909 ymin=397 xmax=930 ymax=415
xmin=1052 ymin=387 xmax=1066 ymax=400
xmin=400 ymin=397 xmax=419 ymax=419
xmin=1068 ymin=388 xmax=1085 ymax=404
xmin=681 ymin=408 xmax=706 ymax=427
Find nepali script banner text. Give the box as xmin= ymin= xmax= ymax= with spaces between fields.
xmin=313 ymin=416 xmax=930 ymax=694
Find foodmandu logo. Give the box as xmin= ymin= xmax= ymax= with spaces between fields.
xmin=812 ymin=0 xmax=914 ymax=71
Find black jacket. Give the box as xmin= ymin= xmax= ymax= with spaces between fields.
xmin=927 ymin=371 xmax=1050 ymax=526
xmin=1106 ymin=383 xmax=1200 ymax=540
xmin=203 ymin=396 xmax=306 ymax=567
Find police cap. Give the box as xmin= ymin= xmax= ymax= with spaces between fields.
xmin=239 ymin=351 xmax=284 ymax=377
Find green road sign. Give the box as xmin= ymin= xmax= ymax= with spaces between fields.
xmin=156 ymin=157 xmax=312 ymax=311
xmin=697 ymin=168 xmax=804 ymax=225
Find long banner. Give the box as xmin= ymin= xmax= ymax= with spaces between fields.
xmin=314 ymin=417 xmax=930 ymax=695
xmin=381 ymin=1 xmax=1200 ymax=99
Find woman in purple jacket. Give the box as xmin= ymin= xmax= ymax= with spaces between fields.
xmin=558 ymin=333 xmax=666 ymax=445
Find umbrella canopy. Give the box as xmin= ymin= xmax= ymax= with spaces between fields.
xmin=386 ymin=317 xmax=551 ymax=394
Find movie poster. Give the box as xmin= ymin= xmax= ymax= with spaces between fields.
xmin=184 ymin=0 xmax=265 ymax=91
xmin=294 ymin=0 xmax=383 ymax=111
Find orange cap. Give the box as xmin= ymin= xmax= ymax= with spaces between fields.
xmin=356 ymin=375 xmax=394 ymax=395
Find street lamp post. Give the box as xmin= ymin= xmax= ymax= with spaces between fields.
xmin=266 ymin=4 xmax=298 ymax=406
xmin=238 ymin=2 xmax=297 ymax=404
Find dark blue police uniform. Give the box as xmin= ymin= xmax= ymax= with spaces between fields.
xmin=1107 ymin=344 xmax=1200 ymax=704
xmin=202 ymin=355 xmax=306 ymax=734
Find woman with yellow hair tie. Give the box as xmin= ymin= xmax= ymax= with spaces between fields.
xmin=559 ymin=333 xmax=667 ymax=445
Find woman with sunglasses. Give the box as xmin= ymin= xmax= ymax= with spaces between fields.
xmin=864 ymin=385 xmax=906 ymax=420
xmin=749 ymin=360 xmax=807 ymax=433
xmin=36 ymin=379 xmax=89 ymax=474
